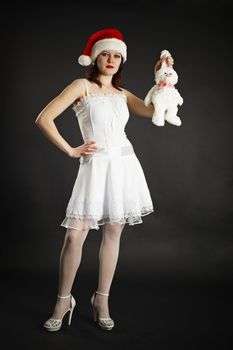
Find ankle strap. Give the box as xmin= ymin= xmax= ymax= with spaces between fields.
xmin=57 ymin=293 xmax=71 ymax=299
xmin=96 ymin=291 xmax=109 ymax=296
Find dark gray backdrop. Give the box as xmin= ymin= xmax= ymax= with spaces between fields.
xmin=2 ymin=0 xmax=233 ymax=279
xmin=2 ymin=1 xmax=233 ymax=348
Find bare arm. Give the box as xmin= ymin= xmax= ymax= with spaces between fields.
xmin=35 ymin=78 xmax=86 ymax=156
xmin=121 ymin=88 xmax=155 ymax=118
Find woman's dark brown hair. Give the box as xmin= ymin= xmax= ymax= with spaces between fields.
xmin=85 ymin=55 xmax=124 ymax=91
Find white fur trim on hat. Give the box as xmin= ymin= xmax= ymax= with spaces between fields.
xmin=91 ymin=38 xmax=127 ymax=64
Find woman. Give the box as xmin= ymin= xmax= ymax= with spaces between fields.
xmin=35 ymin=28 xmax=173 ymax=332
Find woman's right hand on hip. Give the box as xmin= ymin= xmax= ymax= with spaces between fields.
xmin=69 ymin=140 xmax=98 ymax=158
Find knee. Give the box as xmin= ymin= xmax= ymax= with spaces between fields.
xmin=65 ymin=228 xmax=87 ymax=246
xmin=103 ymin=223 xmax=125 ymax=241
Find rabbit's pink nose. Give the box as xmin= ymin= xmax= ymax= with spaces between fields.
xmin=166 ymin=72 xmax=172 ymax=76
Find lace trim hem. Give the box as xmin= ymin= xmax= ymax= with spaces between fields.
xmin=60 ymin=206 xmax=155 ymax=231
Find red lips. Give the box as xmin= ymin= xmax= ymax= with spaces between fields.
xmin=106 ymin=65 xmax=114 ymax=68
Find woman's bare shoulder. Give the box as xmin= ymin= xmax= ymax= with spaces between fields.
xmin=61 ymin=78 xmax=87 ymax=103
xmin=120 ymin=87 xmax=132 ymax=97
xmin=68 ymin=78 xmax=87 ymax=89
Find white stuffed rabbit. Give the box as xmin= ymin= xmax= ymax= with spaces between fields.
xmin=144 ymin=49 xmax=183 ymax=126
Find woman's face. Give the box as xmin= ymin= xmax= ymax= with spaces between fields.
xmin=96 ymin=50 xmax=122 ymax=75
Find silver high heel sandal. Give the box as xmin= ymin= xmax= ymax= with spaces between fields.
xmin=90 ymin=291 xmax=114 ymax=331
xmin=43 ymin=293 xmax=76 ymax=332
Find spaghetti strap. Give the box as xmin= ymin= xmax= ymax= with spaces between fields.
xmin=84 ymin=79 xmax=89 ymax=97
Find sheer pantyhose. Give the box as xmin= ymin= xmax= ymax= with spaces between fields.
xmin=50 ymin=222 xmax=125 ymax=320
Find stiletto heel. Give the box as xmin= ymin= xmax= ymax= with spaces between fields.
xmin=68 ymin=300 xmax=75 ymax=325
xmin=44 ymin=293 xmax=76 ymax=332
xmin=92 ymin=300 xmax=97 ymax=322
xmin=90 ymin=291 xmax=114 ymax=331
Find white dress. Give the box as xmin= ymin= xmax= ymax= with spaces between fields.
xmin=60 ymin=79 xmax=155 ymax=231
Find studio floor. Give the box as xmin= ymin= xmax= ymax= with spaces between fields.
xmin=2 ymin=268 xmax=233 ymax=350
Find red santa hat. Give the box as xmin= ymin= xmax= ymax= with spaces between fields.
xmin=78 ymin=28 xmax=127 ymax=66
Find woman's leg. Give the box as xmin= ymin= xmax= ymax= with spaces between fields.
xmin=94 ymin=223 xmax=125 ymax=318
xmin=50 ymin=227 xmax=89 ymax=319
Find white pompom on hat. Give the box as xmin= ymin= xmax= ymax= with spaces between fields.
xmin=78 ymin=28 xmax=127 ymax=66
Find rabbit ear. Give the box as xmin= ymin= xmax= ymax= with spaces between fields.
xmin=161 ymin=60 xmax=168 ymax=69
xmin=160 ymin=49 xmax=171 ymax=58
xmin=155 ymin=60 xmax=167 ymax=75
